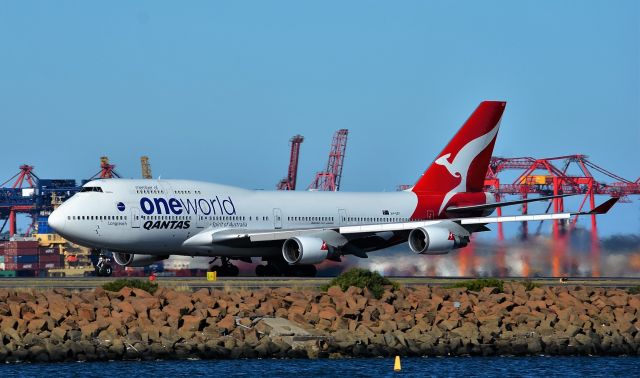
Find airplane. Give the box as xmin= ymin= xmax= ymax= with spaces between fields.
xmin=47 ymin=101 xmax=618 ymax=277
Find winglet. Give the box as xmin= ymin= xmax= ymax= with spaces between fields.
xmin=587 ymin=197 xmax=619 ymax=215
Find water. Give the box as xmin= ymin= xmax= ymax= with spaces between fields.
xmin=1 ymin=357 xmax=639 ymax=378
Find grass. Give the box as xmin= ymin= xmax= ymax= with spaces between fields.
xmin=102 ymin=278 xmax=158 ymax=294
xmin=447 ymin=278 xmax=504 ymax=293
xmin=322 ymin=268 xmax=399 ymax=299
xmin=522 ymin=279 xmax=541 ymax=291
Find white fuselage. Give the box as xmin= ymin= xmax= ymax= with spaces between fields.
xmin=49 ymin=179 xmax=418 ymax=258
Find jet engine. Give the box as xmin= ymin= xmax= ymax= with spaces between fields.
xmin=408 ymin=223 xmax=470 ymax=255
xmin=112 ymin=252 xmax=169 ymax=267
xmin=282 ymin=236 xmax=329 ymax=265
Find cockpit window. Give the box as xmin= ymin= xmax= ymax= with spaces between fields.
xmin=80 ymin=186 xmax=103 ymax=193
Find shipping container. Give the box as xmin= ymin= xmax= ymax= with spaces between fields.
xmin=37 ymin=216 xmax=51 ymax=234
xmin=39 ymin=179 xmax=77 ymax=189
xmin=4 ymin=255 xmax=39 ymax=264
xmin=38 ymin=247 xmax=58 ymax=255
xmin=0 ymin=270 xmax=17 ymax=278
xmin=4 ymin=241 xmax=39 ymax=249
xmin=39 ymin=254 xmax=63 ymax=263
xmin=39 ymin=262 xmax=63 ymax=269
xmin=3 ymin=248 xmax=39 ymax=256
xmin=4 ymin=263 xmax=37 ymax=270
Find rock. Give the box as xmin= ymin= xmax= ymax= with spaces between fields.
xmin=28 ymin=344 xmax=49 ymax=362
xmin=451 ymin=322 xmax=480 ymax=344
xmin=609 ymin=295 xmax=628 ymax=307
xmin=50 ymin=327 xmax=67 ymax=341
xmin=27 ymin=319 xmax=47 ymax=333
xmin=77 ymin=306 xmax=95 ymax=322
xmin=319 ymin=307 xmax=338 ymax=321
xmin=131 ymin=288 xmax=152 ymax=298
xmin=217 ymin=315 xmax=236 ymax=331
xmin=80 ymin=322 xmax=100 ymax=339
xmin=527 ymin=337 xmax=543 ymax=354
xmin=327 ymin=286 xmax=344 ymax=298
xmin=289 ymin=305 xmax=306 ymax=316
xmin=180 ymin=315 xmax=205 ymax=332
xmin=115 ymin=300 xmax=136 ymax=315
xmin=438 ymin=318 xmax=460 ymax=331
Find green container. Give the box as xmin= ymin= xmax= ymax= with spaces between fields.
xmin=0 ymin=256 xmax=4 ymax=263
xmin=0 ymin=270 xmax=17 ymax=278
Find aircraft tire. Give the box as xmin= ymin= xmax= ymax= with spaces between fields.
xmin=214 ymin=264 xmax=240 ymax=277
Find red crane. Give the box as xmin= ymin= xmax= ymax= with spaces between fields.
xmin=0 ymin=165 xmax=39 ymax=236
xmin=308 ymin=129 xmax=349 ymax=191
xmin=90 ymin=156 xmax=121 ymax=179
xmin=484 ymin=155 xmax=640 ymax=277
xmin=399 ymin=155 xmax=639 ymax=277
xmin=276 ymin=135 xmax=304 ymax=190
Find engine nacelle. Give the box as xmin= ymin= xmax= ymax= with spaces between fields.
xmin=282 ymin=236 xmax=328 ymax=265
xmin=112 ymin=252 xmax=168 ymax=267
xmin=408 ymin=224 xmax=470 ymax=255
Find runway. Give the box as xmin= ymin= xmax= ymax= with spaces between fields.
xmin=0 ymin=276 xmax=639 ymax=290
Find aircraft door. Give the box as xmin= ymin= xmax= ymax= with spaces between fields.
xmin=273 ymin=208 xmax=283 ymax=229
xmin=196 ymin=214 xmax=206 ymax=228
xmin=338 ymin=209 xmax=348 ymax=226
xmin=131 ymin=207 xmax=141 ymax=228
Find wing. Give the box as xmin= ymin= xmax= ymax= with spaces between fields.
xmin=445 ymin=193 xmax=573 ymax=214
xmin=182 ymin=197 xmax=619 ymax=248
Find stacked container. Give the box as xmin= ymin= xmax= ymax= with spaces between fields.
xmin=0 ymin=241 xmax=5 ymax=270
xmin=3 ymin=240 xmax=39 ymax=270
xmin=38 ymin=245 xmax=64 ymax=269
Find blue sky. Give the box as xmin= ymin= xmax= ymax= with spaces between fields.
xmin=1 ymin=1 xmax=638 ymax=237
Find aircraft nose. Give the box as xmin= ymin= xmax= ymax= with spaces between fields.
xmin=48 ymin=208 xmax=66 ymax=232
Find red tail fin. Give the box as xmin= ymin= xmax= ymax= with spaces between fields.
xmin=412 ymin=101 xmax=506 ymax=195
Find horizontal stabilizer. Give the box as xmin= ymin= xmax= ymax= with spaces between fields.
xmin=587 ymin=197 xmax=619 ymax=214
xmin=446 ymin=194 xmax=573 ymax=214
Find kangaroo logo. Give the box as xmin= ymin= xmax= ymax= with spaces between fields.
xmin=435 ymin=122 xmax=501 ymax=215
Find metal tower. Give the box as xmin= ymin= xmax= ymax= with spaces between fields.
xmin=90 ymin=156 xmax=121 ymax=179
xmin=0 ymin=165 xmax=39 ymax=236
xmin=277 ymin=135 xmax=304 ymax=190
xmin=308 ymin=129 xmax=349 ymax=191
xmin=141 ymin=156 xmax=153 ymax=179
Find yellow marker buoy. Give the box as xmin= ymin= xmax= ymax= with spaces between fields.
xmin=394 ymin=355 xmax=401 ymax=372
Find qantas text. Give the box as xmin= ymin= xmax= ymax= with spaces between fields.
xmin=140 ymin=196 xmax=236 ymax=216
xmin=143 ymin=220 xmax=191 ymax=230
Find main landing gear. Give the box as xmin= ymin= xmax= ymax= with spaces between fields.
xmin=209 ymin=257 xmax=240 ymax=277
xmin=255 ymin=259 xmax=317 ymax=277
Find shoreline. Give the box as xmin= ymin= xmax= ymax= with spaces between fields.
xmin=0 ymin=282 xmax=639 ymax=362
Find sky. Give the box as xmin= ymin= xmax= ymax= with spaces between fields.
xmin=1 ymin=1 xmax=639 ymax=237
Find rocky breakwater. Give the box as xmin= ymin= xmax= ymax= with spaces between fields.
xmin=1 ymin=283 xmax=640 ymax=362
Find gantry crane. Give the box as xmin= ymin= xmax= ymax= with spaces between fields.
xmin=141 ymin=156 xmax=153 ymax=179
xmin=276 ymin=135 xmax=304 ymax=190
xmin=308 ymin=129 xmax=349 ymax=191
